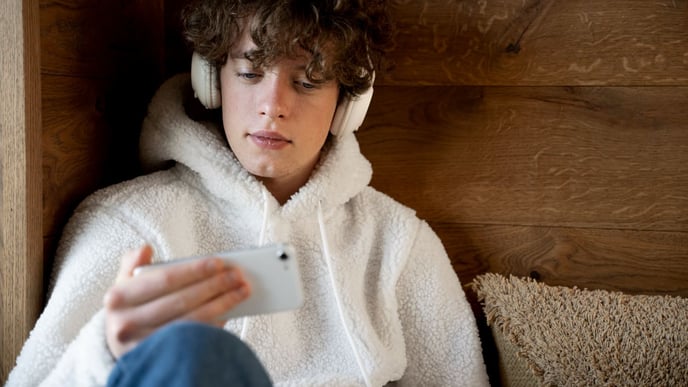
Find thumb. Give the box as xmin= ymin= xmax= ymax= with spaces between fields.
xmin=115 ymin=245 xmax=153 ymax=283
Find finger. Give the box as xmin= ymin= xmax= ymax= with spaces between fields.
xmin=110 ymin=256 xmax=228 ymax=308
xmin=182 ymin=282 xmax=251 ymax=323
xmin=105 ymin=245 xmax=154 ymax=308
xmin=115 ymin=245 xmax=153 ymax=284
xmin=117 ymin=268 xmax=248 ymax=328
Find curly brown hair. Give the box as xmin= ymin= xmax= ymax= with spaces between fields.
xmin=181 ymin=0 xmax=394 ymax=98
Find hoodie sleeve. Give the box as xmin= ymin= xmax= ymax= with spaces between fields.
xmin=395 ymin=221 xmax=490 ymax=387
xmin=6 ymin=203 xmax=148 ymax=387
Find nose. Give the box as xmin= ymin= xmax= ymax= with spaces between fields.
xmin=259 ymin=76 xmax=292 ymax=120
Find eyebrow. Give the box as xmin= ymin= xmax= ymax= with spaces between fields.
xmin=229 ymin=50 xmax=253 ymax=60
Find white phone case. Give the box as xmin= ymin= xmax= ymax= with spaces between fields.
xmin=134 ymin=243 xmax=304 ymax=319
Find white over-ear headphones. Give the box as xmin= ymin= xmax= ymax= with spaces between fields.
xmin=190 ymin=52 xmax=373 ymax=136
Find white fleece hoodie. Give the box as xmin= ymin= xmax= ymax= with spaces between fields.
xmin=7 ymin=74 xmax=489 ymax=387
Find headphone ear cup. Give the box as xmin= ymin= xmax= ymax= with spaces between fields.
xmin=190 ymin=52 xmax=221 ymax=109
xmin=330 ymin=80 xmax=374 ymax=136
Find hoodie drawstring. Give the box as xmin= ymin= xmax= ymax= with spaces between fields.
xmin=258 ymin=189 xmax=270 ymax=247
xmin=240 ymin=189 xmax=272 ymax=340
xmin=317 ymin=201 xmax=372 ymax=387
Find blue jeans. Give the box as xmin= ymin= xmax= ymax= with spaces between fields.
xmin=107 ymin=321 xmax=273 ymax=387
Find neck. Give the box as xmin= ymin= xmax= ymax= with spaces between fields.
xmin=260 ymin=179 xmax=298 ymax=206
xmin=257 ymin=165 xmax=315 ymax=206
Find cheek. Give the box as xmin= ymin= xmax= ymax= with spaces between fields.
xmin=316 ymin=92 xmax=340 ymax=133
xmin=221 ymin=93 xmax=246 ymax=133
xmin=219 ymin=69 xmax=246 ymax=126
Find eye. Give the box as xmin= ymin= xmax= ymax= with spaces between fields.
xmin=296 ymin=80 xmax=316 ymax=90
xmin=237 ymin=72 xmax=261 ymax=81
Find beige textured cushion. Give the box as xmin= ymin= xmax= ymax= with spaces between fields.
xmin=472 ymin=273 xmax=688 ymax=387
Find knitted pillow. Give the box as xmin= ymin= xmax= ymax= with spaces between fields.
xmin=472 ymin=273 xmax=688 ymax=387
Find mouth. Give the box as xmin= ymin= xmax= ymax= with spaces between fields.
xmin=248 ymin=131 xmax=292 ymax=149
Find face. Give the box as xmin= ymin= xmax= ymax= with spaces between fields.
xmin=219 ymin=30 xmax=339 ymax=198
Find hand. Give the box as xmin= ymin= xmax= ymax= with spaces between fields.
xmin=103 ymin=245 xmax=251 ymax=359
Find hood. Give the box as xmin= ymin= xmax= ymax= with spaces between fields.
xmin=139 ymin=74 xmax=373 ymax=219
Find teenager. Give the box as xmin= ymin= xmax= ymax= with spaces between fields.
xmin=7 ymin=1 xmax=489 ymax=385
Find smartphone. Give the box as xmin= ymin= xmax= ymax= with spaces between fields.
xmin=133 ymin=243 xmax=304 ymax=319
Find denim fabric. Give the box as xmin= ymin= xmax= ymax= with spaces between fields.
xmin=107 ymin=321 xmax=273 ymax=387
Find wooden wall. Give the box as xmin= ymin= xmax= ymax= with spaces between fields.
xmin=360 ymin=0 xmax=688 ymax=295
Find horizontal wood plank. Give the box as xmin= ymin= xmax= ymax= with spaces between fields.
xmin=358 ymin=85 xmax=688 ymax=231
xmin=434 ymin=223 xmax=688 ymax=297
xmin=384 ymin=0 xmax=688 ymax=86
xmin=40 ymin=0 xmax=164 ymax=78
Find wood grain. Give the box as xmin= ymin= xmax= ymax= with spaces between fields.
xmin=40 ymin=0 xmax=164 ymax=78
xmin=1 ymin=0 xmax=43 ymax=381
xmin=383 ymin=0 xmax=688 ymax=86
xmin=433 ymin=223 xmax=688 ymax=296
xmin=358 ymin=85 xmax=688 ymax=231
xmin=42 ymin=75 xmax=111 ymax=240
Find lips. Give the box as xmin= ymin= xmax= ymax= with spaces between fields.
xmin=249 ymin=130 xmax=291 ymax=150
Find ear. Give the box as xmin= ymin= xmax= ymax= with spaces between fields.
xmin=329 ymin=76 xmax=374 ymax=136
xmin=190 ymin=52 xmax=222 ymax=109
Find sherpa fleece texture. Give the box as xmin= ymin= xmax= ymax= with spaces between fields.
xmin=7 ymin=74 xmax=489 ymax=387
